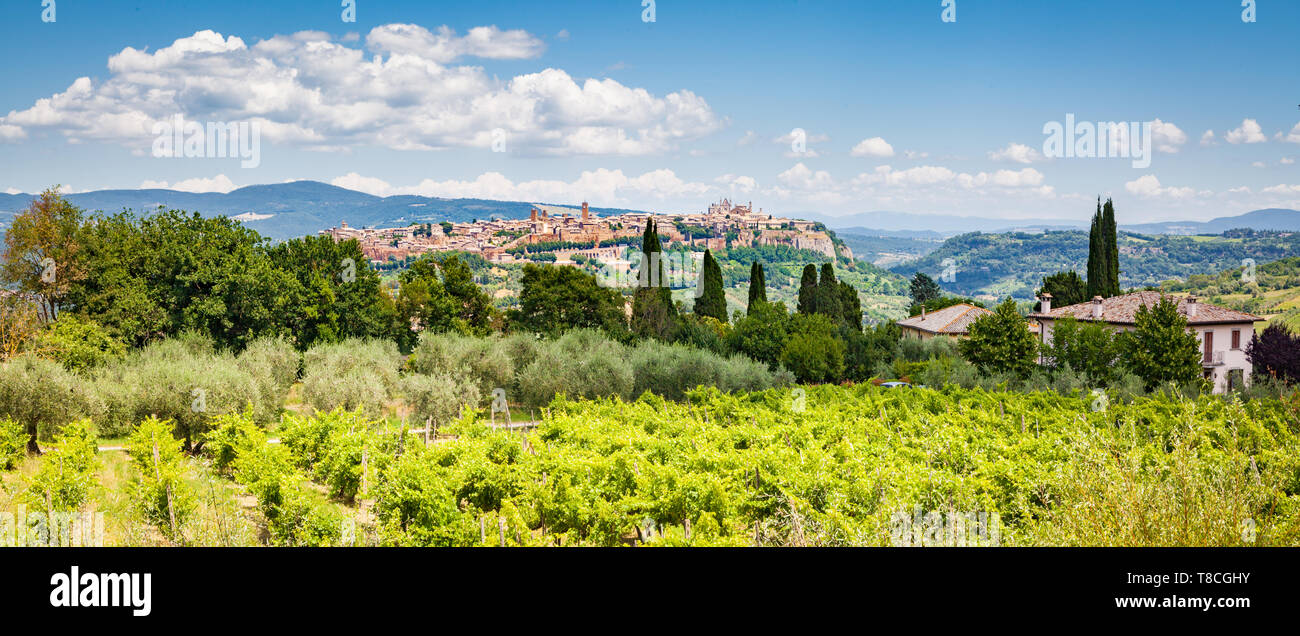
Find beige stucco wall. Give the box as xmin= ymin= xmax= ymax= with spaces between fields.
xmin=1037 ymin=319 xmax=1255 ymax=394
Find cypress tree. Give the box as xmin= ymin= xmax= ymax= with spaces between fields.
xmin=838 ymin=280 xmax=862 ymax=331
xmin=747 ymin=261 xmax=767 ymax=311
xmin=797 ymin=264 xmax=819 ymax=315
xmin=1086 ymin=197 xmax=1104 ymax=299
xmin=818 ymin=263 xmax=843 ymax=322
xmin=1102 ymin=198 xmax=1120 ymax=296
xmin=632 ymin=218 xmax=677 ymax=338
xmin=693 ymin=249 xmax=727 ymax=321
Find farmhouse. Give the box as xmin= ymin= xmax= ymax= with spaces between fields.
xmin=1030 ymin=291 xmax=1261 ymax=394
xmin=896 ymin=303 xmax=993 ymax=339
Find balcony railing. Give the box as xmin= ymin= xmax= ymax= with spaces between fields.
xmin=1203 ymin=350 xmax=1225 ymax=367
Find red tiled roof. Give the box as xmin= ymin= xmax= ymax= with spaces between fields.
xmin=1030 ymin=291 xmax=1260 ymax=325
xmin=897 ymin=303 xmax=993 ymax=335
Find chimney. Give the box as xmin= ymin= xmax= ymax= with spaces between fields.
xmin=1186 ymin=295 xmax=1199 ymax=320
xmin=921 ymin=307 xmax=927 ymax=320
xmin=1039 ymin=292 xmax=1053 ymax=314
xmin=1091 ymin=296 xmax=1104 ymax=320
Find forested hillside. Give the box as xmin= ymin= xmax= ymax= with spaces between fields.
xmin=894 ymin=229 xmax=1300 ymax=301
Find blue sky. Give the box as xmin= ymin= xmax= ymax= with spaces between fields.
xmin=1 ymin=0 xmax=1297 ymax=223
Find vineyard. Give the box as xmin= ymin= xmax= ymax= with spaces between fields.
xmin=4 ymin=383 xmax=1298 ymax=547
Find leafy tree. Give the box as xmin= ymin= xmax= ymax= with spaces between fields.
xmin=747 ymin=261 xmax=767 ymax=311
xmin=1043 ymin=316 xmax=1120 ymax=385
xmin=1119 ymin=296 xmax=1201 ymax=390
xmin=1036 ymin=270 xmax=1088 ymax=311
xmin=958 ymin=298 xmax=1038 ymax=378
xmin=0 ymin=188 xmax=86 ymax=323
xmin=35 ymin=314 xmax=125 ymax=372
xmin=727 ymin=300 xmax=790 ymax=369
xmin=1246 ymin=324 xmax=1300 ymax=385
xmin=270 ymin=234 xmax=396 ymax=350
xmin=779 ymin=313 xmax=845 ymax=383
xmin=909 ymin=272 xmax=942 ymax=306
xmin=0 ymin=416 xmax=25 ymax=470
xmin=511 ymin=264 xmax=627 ymax=336
xmin=693 ymin=249 xmax=727 ymax=321
xmin=797 ymin=264 xmax=819 ymax=315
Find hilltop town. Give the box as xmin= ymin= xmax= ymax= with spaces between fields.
xmin=319 ymin=199 xmax=850 ymax=266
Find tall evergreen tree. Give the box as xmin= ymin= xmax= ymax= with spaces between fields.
xmin=1102 ymin=198 xmax=1120 ymax=296
xmin=817 ymin=263 xmax=843 ymax=322
xmin=632 ymin=218 xmax=677 ymax=338
xmin=693 ymin=249 xmax=727 ymax=321
xmin=909 ymin=272 xmax=941 ymax=306
xmin=747 ymin=261 xmax=767 ymax=311
xmin=1086 ymin=197 xmax=1104 ymax=299
xmin=837 ymin=280 xmax=862 ymax=331
xmin=797 ymin=264 xmax=819 ymax=315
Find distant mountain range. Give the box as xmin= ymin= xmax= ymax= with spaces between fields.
xmin=1 ymin=180 xmax=1297 ymax=242
xmin=0 ymin=181 xmax=650 ymax=242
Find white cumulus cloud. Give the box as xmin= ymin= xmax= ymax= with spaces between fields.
xmin=1225 ymin=119 xmax=1267 ymax=144
xmin=850 ymin=136 xmax=894 ymax=158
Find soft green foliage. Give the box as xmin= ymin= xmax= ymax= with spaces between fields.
xmin=510 ymin=263 xmax=626 ymax=336
xmin=268 ymin=233 xmax=399 ymax=350
xmin=368 ymin=385 xmax=1300 ymax=546
xmin=402 ymin=372 xmax=480 ymax=430
xmin=0 ymin=354 xmax=94 ymax=447
xmin=1036 ymin=270 xmax=1088 ymax=310
xmin=629 ymin=340 xmax=791 ymax=400
xmin=35 ymin=314 xmax=125 ymax=372
xmin=959 ymin=299 xmax=1039 ymax=378
xmin=408 ymin=332 xmax=513 ymax=404
xmin=201 ymin=409 xmax=259 ymax=476
xmin=727 ymin=300 xmax=790 ymax=369
xmin=909 ymin=272 xmax=942 ymax=306
xmin=1043 ymin=316 xmax=1120 ymax=386
xmin=91 ymin=336 xmax=265 ymax=442
xmin=516 ymin=330 xmax=635 ymax=407
xmin=20 ymin=420 xmax=98 ymax=512
xmin=300 ymin=339 xmax=401 ymax=416
xmin=780 ymin=313 xmax=845 ymax=383
xmin=0 ymin=416 xmax=26 ymax=470
xmin=1119 ymin=296 xmax=1202 ymax=390
xmin=236 ymin=336 xmax=300 ymax=421
xmin=229 ymin=423 xmax=342 ymax=546
xmin=124 ymin=416 xmax=196 ymax=539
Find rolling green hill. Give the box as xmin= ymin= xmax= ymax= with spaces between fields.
xmin=893 ymin=229 xmax=1300 ymax=301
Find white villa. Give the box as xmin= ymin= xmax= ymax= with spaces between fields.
xmin=1029 ymin=291 xmax=1262 ymax=394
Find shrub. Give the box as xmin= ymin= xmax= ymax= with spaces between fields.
xmin=0 ymin=354 xmax=95 ymax=448
xmin=201 ymin=409 xmax=259 ymax=476
xmin=20 ymin=420 xmax=98 ymax=512
xmin=630 ymin=340 xmax=788 ymax=400
xmin=236 ymin=336 xmax=300 ymax=421
xmin=0 ymin=416 xmax=26 ymax=470
xmin=35 ymin=314 xmax=125 ymax=372
xmin=515 ymin=329 xmax=634 ymax=408
xmin=301 ymin=339 xmax=401 ymax=416
xmin=124 ymin=416 xmax=197 ymax=539
xmin=409 ymin=333 xmax=513 ymax=404
xmin=779 ymin=314 xmax=845 ymax=384
xmin=403 ymin=373 xmax=480 ymax=431
xmin=91 ymin=338 xmax=262 ymax=444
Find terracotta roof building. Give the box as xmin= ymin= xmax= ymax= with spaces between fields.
xmin=1030 ymin=291 xmax=1262 ymax=394
xmin=897 ymin=303 xmax=993 ymax=339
